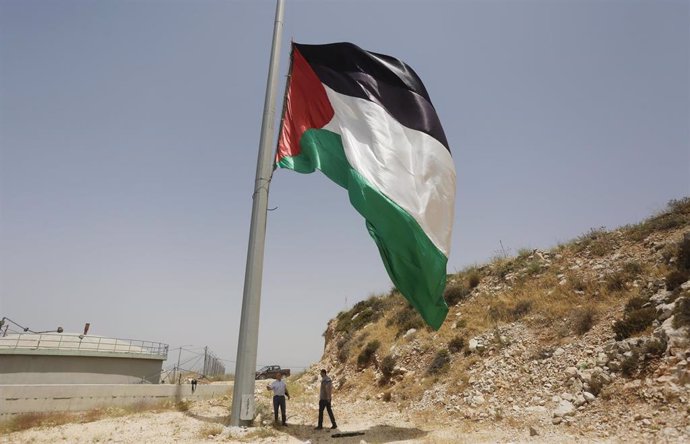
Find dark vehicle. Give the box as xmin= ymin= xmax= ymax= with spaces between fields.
xmin=255 ymin=365 xmax=291 ymax=380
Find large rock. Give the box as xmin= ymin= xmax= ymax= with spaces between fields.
xmin=655 ymin=317 xmax=690 ymax=351
xmin=650 ymin=289 xmax=673 ymax=305
xmin=573 ymin=394 xmax=586 ymax=407
xmin=553 ymin=400 xmax=576 ymax=417
xmin=656 ymin=302 xmax=676 ymax=322
xmin=403 ymin=328 xmax=417 ymax=339
xmin=565 ymin=367 xmax=578 ymax=379
xmin=469 ymin=338 xmax=484 ymax=352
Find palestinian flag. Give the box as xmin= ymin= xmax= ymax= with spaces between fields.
xmin=276 ymin=42 xmax=456 ymax=329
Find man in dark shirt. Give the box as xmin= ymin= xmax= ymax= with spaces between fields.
xmin=315 ymin=369 xmax=337 ymax=430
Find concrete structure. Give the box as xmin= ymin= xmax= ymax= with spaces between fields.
xmin=0 ymin=333 xmax=167 ymax=384
xmin=0 ymin=383 xmax=232 ymax=415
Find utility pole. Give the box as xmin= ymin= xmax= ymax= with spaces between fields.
xmin=175 ymin=347 xmax=183 ymax=384
xmin=229 ymin=0 xmax=284 ymax=427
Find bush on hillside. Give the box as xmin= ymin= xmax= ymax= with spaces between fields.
xmin=678 ymin=234 xmax=690 ymax=270
xmin=510 ymin=300 xmax=533 ymax=319
xmin=572 ymin=307 xmax=596 ymax=335
xmin=624 ymin=296 xmax=648 ymax=313
xmin=605 ymin=272 xmax=627 ymax=292
xmin=613 ymin=307 xmax=656 ymax=340
xmin=627 ymin=198 xmax=690 ymax=240
xmin=621 ymin=351 xmax=640 ymax=377
xmin=467 ymin=270 xmax=481 ymax=289
xmin=666 ymin=270 xmax=690 ymax=291
xmin=444 ymin=285 xmax=470 ymax=306
xmin=388 ymin=304 xmax=425 ymax=337
xmin=643 ymin=338 xmax=667 ymax=357
xmin=357 ymin=340 xmax=380 ymax=369
xmin=335 ymin=296 xmax=386 ymax=333
xmin=379 ymin=355 xmax=396 ymax=383
xmin=447 ymin=336 xmax=465 ymax=354
xmin=336 ymin=336 xmax=351 ymax=363
xmin=672 ymin=297 xmax=690 ymax=329
xmin=427 ymin=349 xmax=450 ymax=375
xmin=622 ymin=261 xmax=643 ymax=276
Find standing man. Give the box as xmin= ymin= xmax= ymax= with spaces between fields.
xmin=266 ymin=373 xmax=289 ymax=426
xmin=315 ymin=369 xmax=337 ymax=430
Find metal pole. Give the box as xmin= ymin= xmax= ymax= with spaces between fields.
xmin=203 ymin=346 xmax=208 ymax=375
xmin=229 ymin=0 xmax=285 ymax=427
xmin=176 ymin=347 xmax=182 ymax=384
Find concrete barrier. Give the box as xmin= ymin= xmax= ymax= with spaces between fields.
xmin=0 ymin=383 xmax=232 ymax=416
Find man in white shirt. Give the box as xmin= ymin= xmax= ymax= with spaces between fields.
xmin=266 ymin=373 xmax=290 ymax=426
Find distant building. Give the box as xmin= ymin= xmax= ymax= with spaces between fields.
xmin=0 ymin=333 xmax=168 ymax=384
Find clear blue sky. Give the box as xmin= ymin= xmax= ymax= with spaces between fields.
xmin=1 ymin=0 xmax=688 ymax=371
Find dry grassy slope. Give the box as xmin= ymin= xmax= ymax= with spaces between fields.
xmin=298 ymin=198 xmax=690 ymax=440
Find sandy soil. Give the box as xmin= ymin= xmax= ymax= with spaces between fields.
xmin=0 ymin=393 xmax=607 ymax=444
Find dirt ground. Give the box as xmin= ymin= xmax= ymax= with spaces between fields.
xmin=0 ymin=393 xmax=619 ymax=444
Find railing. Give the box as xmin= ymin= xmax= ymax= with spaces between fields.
xmin=0 ymin=333 xmax=168 ymax=359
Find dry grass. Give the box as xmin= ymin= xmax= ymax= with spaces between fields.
xmin=197 ymin=423 xmax=224 ymax=438
xmin=0 ymin=401 xmax=172 ymax=434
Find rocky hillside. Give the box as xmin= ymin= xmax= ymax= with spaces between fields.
xmin=298 ymin=198 xmax=690 ymax=441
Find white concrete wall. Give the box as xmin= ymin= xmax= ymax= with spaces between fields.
xmin=0 ymin=383 xmax=232 ymax=416
xmin=0 ymin=354 xmax=164 ymax=384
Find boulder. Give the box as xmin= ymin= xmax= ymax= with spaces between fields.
xmin=553 ymin=400 xmax=575 ymax=417
xmin=403 ymin=328 xmax=417 ymax=339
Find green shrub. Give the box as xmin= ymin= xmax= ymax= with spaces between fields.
xmin=678 ymin=234 xmax=690 ymax=270
xmin=517 ymin=248 xmax=532 ymax=258
xmin=382 ymin=391 xmax=392 ymax=402
xmin=570 ymin=276 xmax=587 ymax=292
xmin=447 ymin=336 xmax=465 ymax=354
xmin=444 ymin=285 xmax=470 ymax=306
xmin=624 ymin=296 xmax=648 ymax=313
xmin=357 ymin=340 xmax=381 ymax=369
xmin=488 ymin=301 xmax=508 ymax=322
xmin=389 ymin=304 xmax=425 ymax=336
xmin=467 ymin=270 xmax=481 ymax=289
xmin=574 ymin=227 xmax=609 ymax=254
xmin=672 ymin=297 xmax=690 ymax=329
xmin=335 ymin=296 xmax=386 ymax=333
xmin=572 ymin=307 xmax=596 ymax=335
xmin=380 ymin=355 xmax=396 ymax=382
xmin=666 ymin=270 xmax=690 ymax=291
xmin=427 ymin=349 xmax=451 ymax=375
xmin=510 ymin=300 xmax=533 ymax=319
xmin=336 ymin=337 xmax=351 ymax=363
xmin=526 ymin=261 xmax=542 ymax=275
xmin=613 ymin=307 xmax=656 ymax=340
xmin=643 ymin=339 xmax=667 ymax=357
xmin=606 ymin=272 xmax=627 ymax=292
xmin=627 ymin=198 xmax=690 ymax=240
xmin=621 ymin=352 xmax=639 ymax=377
xmin=622 ymin=261 xmax=643 ymax=277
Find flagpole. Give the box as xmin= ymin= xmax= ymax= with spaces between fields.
xmin=229 ymin=0 xmax=285 ymax=427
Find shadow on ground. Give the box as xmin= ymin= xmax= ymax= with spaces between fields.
xmin=280 ymin=423 xmax=427 ymax=443
xmin=183 ymin=411 xmax=229 ymax=425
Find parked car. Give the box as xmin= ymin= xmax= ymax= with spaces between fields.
xmin=255 ymin=365 xmax=290 ymax=380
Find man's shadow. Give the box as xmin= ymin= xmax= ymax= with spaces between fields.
xmin=279 ymin=423 xmax=427 ymax=443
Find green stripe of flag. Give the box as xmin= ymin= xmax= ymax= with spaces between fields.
xmin=279 ymin=128 xmax=449 ymax=329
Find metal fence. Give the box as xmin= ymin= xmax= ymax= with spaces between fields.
xmin=0 ymin=333 xmax=168 ymax=359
